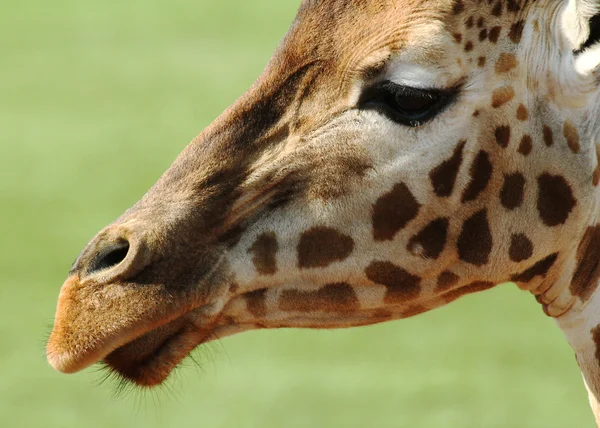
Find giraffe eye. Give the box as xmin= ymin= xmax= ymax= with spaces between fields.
xmin=359 ymin=81 xmax=457 ymax=127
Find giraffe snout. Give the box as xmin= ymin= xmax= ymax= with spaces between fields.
xmin=47 ymin=217 xmax=221 ymax=378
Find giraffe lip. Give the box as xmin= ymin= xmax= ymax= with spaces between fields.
xmin=47 ymin=272 xmax=221 ymax=380
xmin=47 ymin=298 xmax=213 ymax=377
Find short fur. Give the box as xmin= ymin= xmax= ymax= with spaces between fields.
xmin=47 ymin=0 xmax=600 ymax=423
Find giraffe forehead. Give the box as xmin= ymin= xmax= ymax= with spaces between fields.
xmin=279 ymin=0 xmax=455 ymax=78
xmin=258 ymin=0 xmax=545 ymax=126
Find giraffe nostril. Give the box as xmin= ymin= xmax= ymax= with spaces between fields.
xmin=74 ymin=226 xmax=153 ymax=282
xmin=88 ymin=241 xmax=130 ymax=274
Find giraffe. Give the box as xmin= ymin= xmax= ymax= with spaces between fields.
xmin=47 ymin=0 xmax=600 ymax=422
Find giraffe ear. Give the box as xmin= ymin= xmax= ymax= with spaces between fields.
xmin=562 ymin=0 xmax=600 ymax=74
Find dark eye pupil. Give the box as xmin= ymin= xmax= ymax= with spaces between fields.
xmin=394 ymin=94 xmax=435 ymax=114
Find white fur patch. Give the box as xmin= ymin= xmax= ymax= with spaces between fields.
xmin=576 ymin=43 xmax=600 ymax=75
xmin=562 ymin=0 xmax=600 ymax=49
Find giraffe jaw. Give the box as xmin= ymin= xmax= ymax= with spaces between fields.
xmin=92 ymin=303 xmax=402 ymax=387
xmin=101 ymin=314 xmax=259 ymax=387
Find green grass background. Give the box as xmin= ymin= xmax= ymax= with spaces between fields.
xmin=0 ymin=1 xmax=593 ymax=426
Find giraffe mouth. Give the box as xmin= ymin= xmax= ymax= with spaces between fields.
xmin=101 ymin=311 xmax=222 ymax=387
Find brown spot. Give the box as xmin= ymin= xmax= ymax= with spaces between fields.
xmin=570 ymin=226 xmax=600 ymax=301
xmin=429 ymin=141 xmax=466 ymax=198
xmin=543 ymin=125 xmax=554 ymax=146
xmin=279 ymin=283 xmax=359 ymax=313
xmin=594 ymin=144 xmax=600 ymax=186
xmin=248 ymin=232 xmax=278 ymax=275
xmin=479 ymin=28 xmax=488 ymax=41
xmin=489 ymin=26 xmax=502 ymax=43
xmin=495 ymin=125 xmax=511 ymax=148
xmin=507 ymin=0 xmax=521 ymax=12
xmin=229 ymin=283 xmax=239 ymax=294
xmin=594 ymin=166 xmax=600 ymax=187
xmin=453 ymin=33 xmax=463 ymax=43
xmin=509 ymin=233 xmax=534 ymax=262
xmin=457 ymin=209 xmax=493 ymax=266
xmin=478 ymin=56 xmax=486 ymax=67
xmin=500 ymin=172 xmax=525 ymax=210
xmin=372 ymin=183 xmax=421 ymax=241
xmin=465 ymin=16 xmax=474 ymax=28
xmin=564 ymin=120 xmax=580 ymax=153
xmin=477 ymin=17 xmax=485 ymax=28
xmin=245 ymin=288 xmax=267 ymax=318
xmin=516 ymin=104 xmax=529 ymax=121
xmin=533 ymin=19 xmax=540 ymax=33
xmin=222 ymin=223 xmax=247 ymax=249
xmin=492 ymin=86 xmax=515 ymax=108
xmin=518 ymin=135 xmax=533 ymax=156
xmin=464 ymin=41 xmax=474 ymax=52
xmin=442 ymin=281 xmax=496 ymax=303
xmin=407 ymin=218 xmax=449 ymax=259
xmin=511 ymin=253 xmax=558 ymax=282
xmin=298 ymin=227 xmax=354 ymax=268
xmin=462 ymin=151 xmax=493 ymax=202
xmin=453 ymin=0 xmax=465 ymax=14
xmin=495 ymin=53 xmax=517 ymax=73
xmin=509 ymin=20 xmax=525 ymax=43
xmin=593 ymin=325 xmax=600 ymax=363
xmin=365 ymin=261 xmax=422 ymax=304
xmin=537 ymin=173 xmax=576 ymax=226
xmin=491 ymin=1 xmax=502 ymax=16
xmin=473 ymin=109 xmax=481 ymax=117
xmin=436 ymin=271 xmax=461 ymax=292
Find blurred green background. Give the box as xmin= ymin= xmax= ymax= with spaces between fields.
xmin=0 ymin=1 xmax=593 ymax=427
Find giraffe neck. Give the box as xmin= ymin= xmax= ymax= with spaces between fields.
xmin=554 ymin=133 xmax=600 ymax=420
xmin=558 ymin=287 xmax=600 ymax=423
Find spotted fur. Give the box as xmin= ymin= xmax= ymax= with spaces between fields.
xmin=45 ymin=0 xmax=600 ymax=422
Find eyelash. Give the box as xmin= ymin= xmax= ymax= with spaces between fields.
xmin=358 ymin=81 xmax=458 ymax=127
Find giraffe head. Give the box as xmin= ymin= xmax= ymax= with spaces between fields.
xmin=48 ymin=0 xmax=600 ymax=398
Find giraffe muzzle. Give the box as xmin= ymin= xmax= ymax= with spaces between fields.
xmin=45 ymin=222 xmax=222 ymax=381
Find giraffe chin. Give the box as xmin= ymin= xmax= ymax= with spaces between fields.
xmin=102 ymin=314 xmax=216 ymax=388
